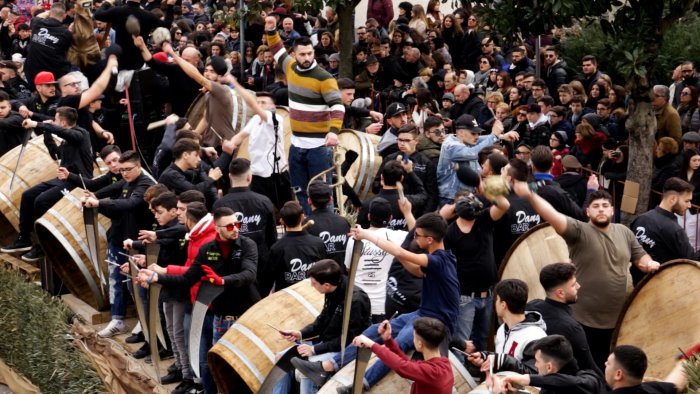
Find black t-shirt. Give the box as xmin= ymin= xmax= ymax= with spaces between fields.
xmin=444 ymin=212 xmax=497 ymax=294
xmin=493 ymin=195 xmax=541 ymax=267
xmin=385 ymin=229 xmax=422 ymax=316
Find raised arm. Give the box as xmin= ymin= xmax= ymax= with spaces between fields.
xmin=226 ymin=74 xmax=267 ymax=119
xmin=79 ymin=55 xmax=118 ymax=108
xmin=512 ymin=179 xmax=568 ymax=234
xmin=162 ymin=42 xmax=211 ymax=91
xmin=349 ymin=225 xmax=428 ymax=268
xmin=132 ymin=35 xmax=153 ymax=62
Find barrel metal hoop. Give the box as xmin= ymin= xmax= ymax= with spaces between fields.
xmin=47 ymin=208 xmax=93 ymax=266
xmin=355 ymin=132 xmax=369 ymax=198
xmin=232 ymin=324 xmax=276 ymax=363
xmin=35 ymin=218 xmax=106 ymax=309
xmin=217 ymin=337 xmax=265 ymax=384
xmin=448 ymin=349 xmax=478 ymax=389
xmin=361 ymin=132 xmax=377 ymax=200
xmin=281 ymin=287 xmax=320 ymax=316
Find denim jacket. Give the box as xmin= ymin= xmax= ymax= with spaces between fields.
xmin=436 ymin=133 xmax=499 ymax=200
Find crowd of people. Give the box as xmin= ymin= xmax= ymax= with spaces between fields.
xmin=0 ymin=0 xmax=697 ymax=393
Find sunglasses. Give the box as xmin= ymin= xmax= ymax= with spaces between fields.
xmin=218 ymin=222 xmax=241 ymax=231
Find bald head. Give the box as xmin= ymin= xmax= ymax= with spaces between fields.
xmin=454 ymin=84 xmax=470 ymax=103
xmin=181 ymin=47 xmax=201 ymax=66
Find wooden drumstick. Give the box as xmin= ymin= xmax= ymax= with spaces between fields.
xmin=301 ymin=219 xmax=315 ymax=230
xmin=396 ymin=181 xmax=405 ymax=202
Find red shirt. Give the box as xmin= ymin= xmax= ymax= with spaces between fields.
xmin=370 ymin=337 xmax=453 ymax=394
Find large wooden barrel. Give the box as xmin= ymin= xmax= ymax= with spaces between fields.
xmin=208 ymin=279 xmax=324 ymax=393
xmin=612 ymin=259 xmax=700 ymax=379
xmin=236 ymin=106 xmax=292 ymax=161
xmin=34 ymin=188 xmax=111 ymax=310
xmin=185 ymin=88 xmax=256 ymax=147
xmin=337 ymin=129 xmax=381 ymax=202
xmin=318 ymin=350 xmax=476 ymax=393
xmin=0 ymin=135 xmax=59 ymax=243
xmin=499 ymin=223 xmax=570 ymax=301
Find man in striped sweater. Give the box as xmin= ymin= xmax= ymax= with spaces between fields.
xmin=265 ymin=16 xmax=345 ymax=214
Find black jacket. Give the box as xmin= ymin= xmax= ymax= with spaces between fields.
xmin=371 ymin=150 xmax=437 ymax=213
xmin=306 ymin=209 xmax=350 ymax=268
xmin=556 ymin=172 xmax=588 ymax=208
xmin=534 ymin=177 xmax=588 ymax=221
xmin=529 ymin=360 xmax=606 ymax=394
xmin=96 ymin=172 xmax=155 ymax=244
xmin=94 ymin=2 xmax=174 ymax=70
xmin=358 ymin=185 xmax=425 ymax=232
xmin=25 ymin=17 xmax=72 ymax=82
xmin=269 ymin=230 xmax=327 ymax=291
xmin=146 ymin=59 xmax=201 ymax=117
xmin=527 ymin=298 xmax=601 ymax=375
xmin=300 ymin=276 xmax=371 ymax=355
xmin=67 ymin=171 xmax=121 ymax=191
xmin=213 ymin=187 xmax=277 ymax=281
xmin=545 ymin=61 xmax=570 ymax=103
xmin=158 ymin=236 xmax=260 ymax=317
xmin=38 ymin=122 xmax=94 ymax=178
xmin=158 ymin=163 xmax=218 ymax=198
xmin=0 ymin=111 xmax=26 ymax=156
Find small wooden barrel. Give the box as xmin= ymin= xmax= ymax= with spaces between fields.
xmin=499 ymin=223 xmax=570 ymax=301
xmin=185 ymin=88 xmax=256 ymax=147
xmin=0 ymin=135 xmax=59 ymax=241
xmin=34 ymin=188 xmax=111 ymax=310
xmin=318 ymin=350 xmax=475 ymax=393
xmin=208 ymin=279 xmax=325 ymax=393
xmin=236 ymin=106 xmax=292 ymax=162
xmin=337 ymin=129 xmax=381 ymax=201
xmin=612 ymin=259 xmax=700 ymax=379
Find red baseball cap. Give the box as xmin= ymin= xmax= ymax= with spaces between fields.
xmin=34 ymin=71 xmax=58 ymax=86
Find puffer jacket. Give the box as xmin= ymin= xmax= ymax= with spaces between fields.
xmin=491 ymin=311 xmax=547 ymax=374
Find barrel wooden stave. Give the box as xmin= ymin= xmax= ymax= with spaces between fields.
xmin=208 ymin=279 xmax=324 ymax=393
xmin=612 ymin=260 xmax=700 ymax=379
xmin=337 ymin=129 xmax=381 ymax=203
xmin=34 ymin=188 xmax=111 ymax=310
xmin=499 ymin=223 xmax=570 ymax=301
xmin=318 ymin=351 xmax=473 ymax=393
xmin=185 ymin=89 xmax=255 ymax=148
xmin=0 ymin=136 xmax=59 ymax=239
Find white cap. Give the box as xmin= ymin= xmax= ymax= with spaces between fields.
xmin=11 ymin=53 xmax=24 ymax=63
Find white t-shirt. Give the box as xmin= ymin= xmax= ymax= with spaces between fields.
xmin=242 ymin=111 xmax=288 ymax=177
xmin=344 ymin=227 xmax=408 ymax=316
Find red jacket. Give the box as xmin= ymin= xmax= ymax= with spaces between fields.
xmin=371 ymin=337 xmax=453 ymax=394
xmin=166 ymin=214 xmax=217 ymax=304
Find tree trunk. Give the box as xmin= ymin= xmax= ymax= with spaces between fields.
xmin=621 ymin=101 xmax=656 ymax=226
xmin=337 ymin=4 xmax=355 ymax=79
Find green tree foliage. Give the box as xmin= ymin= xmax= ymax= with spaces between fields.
xmin=0 ymin=268 xmax=103 ymax=393
xmin=562 ymin=14 xmax=700 ymax=87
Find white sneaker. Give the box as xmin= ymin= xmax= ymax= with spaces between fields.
xmin=97 ymin=319 xmax=127 ymax=338
xmin=131 ymin=321 xmax=142 ymax=335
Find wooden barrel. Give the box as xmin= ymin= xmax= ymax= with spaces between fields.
xmin=337 ymin=129 xmax=381 ymax=202
xmin=499 ymin=223 xmax=570 ymax=301
xmin=611 ymin=259 xmax=700 ymax=379
xmin=318 ymin=350 xmax=475 ymax=393
xmin=0 ymin=135 xmax=59 ymax=242
xmin=34 ymin=188 xmax=111 ymax=310
xmin=185 ymin=88 xmax=255 ymax=148
xmin=236 ymin=106 xmax=292 ymax=161
xmin=208 ymin=279 xmax=324 ymax=393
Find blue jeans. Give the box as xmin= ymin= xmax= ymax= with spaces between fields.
xmin=289 ymin=145 xmax=331 ymax=215
xmin=456 ymin=294 xmax=493 ymax=352
xmin=107 ymin=242 xmax=127 ymax=320
xmin=199 ymin=314 xmax=215 ymax=394
xmin=330 ymin=311 xmax=420 ymax=387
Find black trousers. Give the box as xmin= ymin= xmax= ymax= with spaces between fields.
xmin=19 ymin=178 xmax=74 ymax=239
xmin=581 ymin=324 xmax=614 ymax=373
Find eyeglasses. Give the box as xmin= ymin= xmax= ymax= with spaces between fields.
xmin=515 ymin=150 xmax=531 ymax=155
xmin=429 ymin=128 xmax=445 ymax=136
xmin=517 ymin=112 xmax=527 ymax=117
xmin=119 ymin=166 xmax=137 ymax=173
xmin=397 ymin=138 xmax=414 ymax=143
xmin=550 ymin=137 xmax=559 ymax=141
xmin=481 ymin=43 xmax=491 ymax=47
xmin=682 ymin=69 xmax=694 ymax=73
xmin=480 ymin=60 xmax=490 ymax=64
xmin=681 ymin=91 xmax=691 ymax=96
xmin=468 ymin=17 xmax=477 ymax=21
xmin=217 ymin=222 xmax=241 ymax=231
xmin=175 ymin=31 xmax=182 ymax=35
